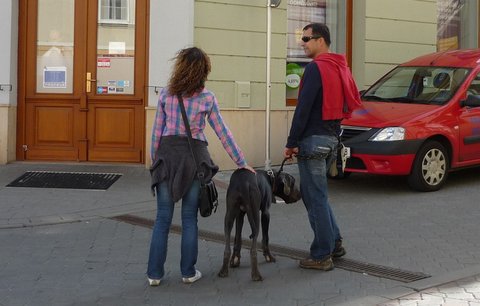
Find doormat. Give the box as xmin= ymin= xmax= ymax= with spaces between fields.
xmin=6 ymin=171 xmax=122 ymax=190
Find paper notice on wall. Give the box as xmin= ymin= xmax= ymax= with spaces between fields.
xmin=97 ymin=58 xmax=111 ymax=68
xmin=43 ymin=66 xmax=67 ymax=88
xmin=109 ymin=42 xmax=126 ymax=55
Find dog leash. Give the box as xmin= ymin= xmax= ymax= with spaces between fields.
xmin=278 ymin=157 xmax=288 ymax=174
xmin=267 ymin=157 xmax=289 ymax=195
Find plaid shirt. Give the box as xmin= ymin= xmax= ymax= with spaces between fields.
xmin=151 ymin=87 xmax=247 ymax=167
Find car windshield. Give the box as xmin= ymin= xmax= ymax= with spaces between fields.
xmin=362 ymin=66 xmax=471 ymax=105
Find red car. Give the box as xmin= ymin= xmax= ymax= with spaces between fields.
xmin=338 ymin=49 xmax=480 ymax=191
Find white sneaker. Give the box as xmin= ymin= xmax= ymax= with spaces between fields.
xmin=182 ymin=270 xmax=202 ymax=284
xmin=148 ymin=277 xmax=161 ymax=286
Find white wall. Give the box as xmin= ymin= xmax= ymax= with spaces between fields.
xmin=0 ymin=0 xmax=18 ymax=164
xmin=0 ymin=0 xmax=18 ymax=106
xmin=147 ymin=0 xmax=194 ymax=107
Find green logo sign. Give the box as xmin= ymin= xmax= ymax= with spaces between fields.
xmin=286 ymin=63 xmax=303 ymax=89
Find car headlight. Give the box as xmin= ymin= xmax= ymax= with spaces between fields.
xmin=370 ymin=127 xmax=405 ymax=141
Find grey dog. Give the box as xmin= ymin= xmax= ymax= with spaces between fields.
xmin=218 ymin=164 xmax=301 ymax=281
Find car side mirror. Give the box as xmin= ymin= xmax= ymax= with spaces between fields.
xmin=461 ymin=94 xmax=480 ymax=108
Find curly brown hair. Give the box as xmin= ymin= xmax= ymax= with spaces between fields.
xmin=168 ymin=47 xmax=211 ymax=97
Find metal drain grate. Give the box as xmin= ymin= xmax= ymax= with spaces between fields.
xmin=111 ymin=214 xmax=154 ymax=227
xmin=111 ymin=214 xmax=430 ymax=283
xmin=7 ymin=171 xmax=122 ymax=190
xmin=333 ymin=258 xmax=430 ymax=283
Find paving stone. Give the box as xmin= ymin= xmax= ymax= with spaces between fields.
xmin=2 ymin=163 xmax=480 ymax=305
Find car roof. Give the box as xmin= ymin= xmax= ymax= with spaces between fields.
xmin=400 ymin=49 xmax=480 ymax=68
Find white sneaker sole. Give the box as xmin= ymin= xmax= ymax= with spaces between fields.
xmin=148 ymin=278 xmax=161 ymax=286
xmin=182 ymin=270 xmax=202 ymax=284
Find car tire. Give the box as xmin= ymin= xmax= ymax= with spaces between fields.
xmin=407 ymin=140 xmax=449 ymax=192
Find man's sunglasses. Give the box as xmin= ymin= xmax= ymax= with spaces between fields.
xmin=301 ymin=35 xmax=321 ymax=43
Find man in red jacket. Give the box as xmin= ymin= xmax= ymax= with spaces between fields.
xmin=284 ymin=23 xmax=361 ymax=271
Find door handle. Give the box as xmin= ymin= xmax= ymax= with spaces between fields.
xmin=86 ymin=72 xmax=97 ymax=93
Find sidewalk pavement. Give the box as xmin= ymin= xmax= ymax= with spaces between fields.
xmin=1 ymin=162 xmax=480 ymax=305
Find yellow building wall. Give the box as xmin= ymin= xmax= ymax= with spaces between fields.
xmin=0 ymin=105 xmax=16 ymax=164
xmin=194 ymin=0 xmax=287 ymax=111
xmin=203 ymin=109 xmax=295 ymax=170
xmin=187 ymin=0 xmax=292 ymax=169
xmin=352 ymin=0 xmax=437 ymax=89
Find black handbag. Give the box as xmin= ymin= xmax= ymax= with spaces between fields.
xmin=178 ymin=95 xmax=218 ymax=217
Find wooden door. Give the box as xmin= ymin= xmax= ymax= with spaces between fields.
xmin=17 ymin=0 xmax=147 ymax=163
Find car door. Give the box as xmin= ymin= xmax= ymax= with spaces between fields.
xmin=458 ymin=71 xmax=480 ymax=162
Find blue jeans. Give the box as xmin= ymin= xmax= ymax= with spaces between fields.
xmin=297 ymin=135 xmax=342 ymax=260
xmin=147 ymin=180 xmax=200 ymax=279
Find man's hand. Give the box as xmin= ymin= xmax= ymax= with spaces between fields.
xmin=284 ymin=147 xmax=298 ymax=160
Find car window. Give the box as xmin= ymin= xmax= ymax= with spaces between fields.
xmin=467 ymin=73 xmax=480 ymax=96
xmin=363 ymin=66 xmax=470 ymax=105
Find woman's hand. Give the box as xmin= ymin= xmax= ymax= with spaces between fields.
xmin=241 ymin=165 xmax=256 ymax=173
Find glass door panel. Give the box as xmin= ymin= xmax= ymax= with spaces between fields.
xmin=95 ymin=0 xmax=136 ymax=95
xmin=20 ymin=0 xmax=146 ymax=163
xmin=36 ymin=0 xmax=75 ymax=94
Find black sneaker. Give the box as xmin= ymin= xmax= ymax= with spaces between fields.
xmin=332 ymin=239 xmax=346 ymax=258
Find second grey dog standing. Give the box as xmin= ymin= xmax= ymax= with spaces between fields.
xmin=218 ymin=166 xmax=301 ymax=281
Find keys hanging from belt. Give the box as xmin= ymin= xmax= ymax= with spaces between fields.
xmin=296 ymin=146 xmax=331 ymax=160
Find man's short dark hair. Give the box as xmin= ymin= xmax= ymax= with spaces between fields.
xmin=303 ymin=23 xmax=331 ymax=46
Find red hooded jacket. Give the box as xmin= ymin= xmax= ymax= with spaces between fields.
xmin=312 ymin=53 xmax=362 ymax=120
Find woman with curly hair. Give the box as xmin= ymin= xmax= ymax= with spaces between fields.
xmin=147 ymin=47 xmax=255 ymax=286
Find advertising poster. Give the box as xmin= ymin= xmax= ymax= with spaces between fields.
xmin=437 ymin=0 xmax=462 ymax=51
xmin=286 ymin=0 xmax=326 ymax=102
xmin=43 ymin=66 xmax=67 ymax=88
xmin=287 ymin=0 xmax=326 ymax=60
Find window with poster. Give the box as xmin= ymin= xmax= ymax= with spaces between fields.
xmin=286 ymin=0 xmax=348 ymax=106
xmin=437 ymin=0 xmax=478 ymax=51
xmin=96 ymin=0 xmax=136 ymax=95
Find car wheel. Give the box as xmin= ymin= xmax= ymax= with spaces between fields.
xmin=407 ymin=141 xmax=449 ymax=192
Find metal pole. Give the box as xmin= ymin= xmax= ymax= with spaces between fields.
xmin=265 ymin=0 xmax=272 ymax=170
